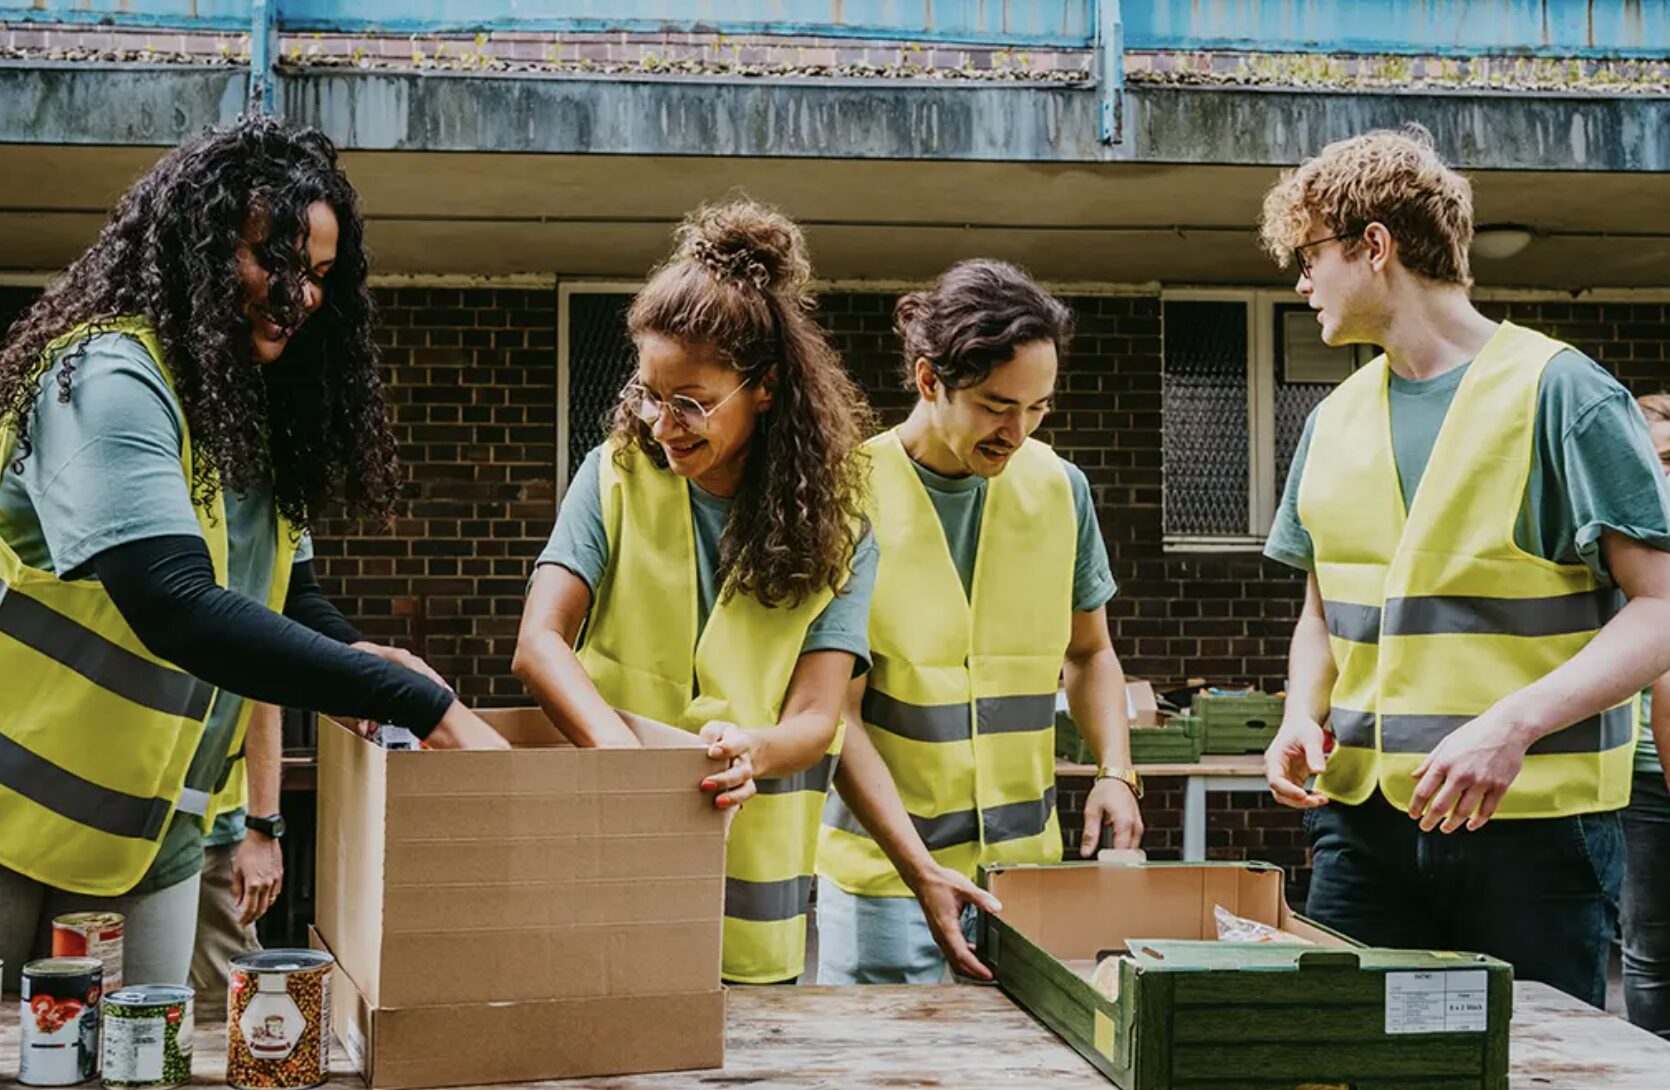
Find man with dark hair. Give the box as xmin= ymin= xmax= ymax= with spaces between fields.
xmin=815 ymin=260 xmax=1143 ymax=985
xmin=1259 ymin=126 xmax=1670 ymax=1006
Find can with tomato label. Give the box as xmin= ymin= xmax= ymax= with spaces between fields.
xmin=20 ymin=957 xmax=104 ymax=1087
xmin=52 ymin=913 xmax=125 ymax=992
xmin=100 ymin=985 xmax=193 ymax=1090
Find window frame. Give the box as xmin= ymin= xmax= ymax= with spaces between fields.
xmin=557 ymin=280 xmax=644 ymax=502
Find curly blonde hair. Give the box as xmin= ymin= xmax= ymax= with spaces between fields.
xmin=1640 ymin=393 xmax=1670 ymax=424
xmin=1259 ymin=124 xmax=1474 ymax=287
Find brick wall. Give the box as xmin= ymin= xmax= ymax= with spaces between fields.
xmin=3 ymin=284 xmax=1666 ymax=907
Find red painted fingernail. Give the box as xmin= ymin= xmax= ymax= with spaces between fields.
xmin=701 ymin=780 xmax=716 ymax=791
xmin=716 ymin=796 xmax=732 ymax=809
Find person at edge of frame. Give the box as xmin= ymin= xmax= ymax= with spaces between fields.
xmin=1259 ymin=123 xmax=1670 ymax=1008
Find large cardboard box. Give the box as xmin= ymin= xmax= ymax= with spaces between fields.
xmin=979 ymin=861 xmax=1513 ymax=1090
xmin=314 ymin=708 xmax=729 ymax=1089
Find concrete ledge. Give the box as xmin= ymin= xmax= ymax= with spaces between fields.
xmin=4 ymin=62 xmax=1669 ymax=172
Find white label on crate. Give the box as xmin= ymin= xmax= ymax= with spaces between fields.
xmin=1384 ymin=970 xmax=1488 ymax=1034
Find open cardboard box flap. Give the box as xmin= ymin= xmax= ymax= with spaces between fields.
xmin=985 ymin=862 xmax=1344 ymax=962
xmin=315 ymin=706 xmax=726 ymax=1012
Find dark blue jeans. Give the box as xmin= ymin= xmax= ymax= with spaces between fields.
xmin=1305 ymin=794 xmax=1624 ymax=1008
xmin=1623 ymin=770 xmax=1670 ymax=1039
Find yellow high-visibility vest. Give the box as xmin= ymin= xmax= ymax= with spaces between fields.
xmin=577 ymin=441 xmax=841 ymax=983
xmin=0 ymin=318 xmax=295 ymax=895
xmin=1300 ymin=320 xmax=1635 ymax=817
xmin=818 ymin=429 xmax=1074 ymax=896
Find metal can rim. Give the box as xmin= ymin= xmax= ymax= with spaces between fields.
xmin=52 ymin=911 xmax=126 ymax=928
xmin=24 ymin=956 xmax=103 ymax=976
xmin=105 ymin=985 xmax=193 ymax=1008
xmin=229 ymin=949 xmax=334 ymax=974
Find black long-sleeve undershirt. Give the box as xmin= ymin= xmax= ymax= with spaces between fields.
xmin=92 ymin=535 xmax=452 ymax=736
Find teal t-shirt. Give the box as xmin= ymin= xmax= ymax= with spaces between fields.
xmin=0 ymin=332 xmax=303 ymax=889
xmin=1266 ymin=348 xmax=1670 ymax=582
xmin=536 ymin=444 xmax=879 ymax=672
xmin=906 ymin=455 xmax=1117 ymax=613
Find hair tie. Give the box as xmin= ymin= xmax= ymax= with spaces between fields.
xmin=691 ymin=238 xmax=771 ymax=291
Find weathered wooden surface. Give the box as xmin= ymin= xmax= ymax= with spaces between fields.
xmin=2 ymin=981 xmax=1660 ymax=1088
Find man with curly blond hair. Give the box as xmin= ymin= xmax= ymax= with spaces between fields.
xmin=1258 ymin=124 xmax=1670 ymax=1006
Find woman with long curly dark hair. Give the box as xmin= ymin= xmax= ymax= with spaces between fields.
xmin=0 ymin=115 xmax=504 ymax=993
xmin=515 ymin=198 xmax=875 ymax=985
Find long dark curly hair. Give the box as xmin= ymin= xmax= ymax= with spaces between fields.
xmin=615 ymin=198 xmax=873 ymax=608
xmin=0 ymin=113 xmax=400 ymax=528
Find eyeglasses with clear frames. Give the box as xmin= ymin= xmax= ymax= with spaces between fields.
xmin=1293 ymin=230 xmax=1363 ymax=279
xmin=624 ymin=381 xmax=748 ymax=434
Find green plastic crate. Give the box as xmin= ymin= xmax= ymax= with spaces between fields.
xmin=978 ymin=860 xmax=1513 ymax=1090
xmin=1195 ymin=692 xmax=1285 ymax=754
xmin=1055 ymin=714 xmax=1202 ymax=766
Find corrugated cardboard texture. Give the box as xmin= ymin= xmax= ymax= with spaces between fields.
xmin=987 ymin=863 xmax=1347 ymax=961
xmin=312 ymin=928 xmax=725 ymax=1090
xmin=314 ymin=707 xmax=727 ymax=1009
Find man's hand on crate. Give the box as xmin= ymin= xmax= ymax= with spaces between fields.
xmin=1080 ymin=778 xmax=1144 ymax=856
xmin=903 ymin=862 xmax=1002 ymax=982
xmin=1265 ymin=715 xmax=1330 ymax=809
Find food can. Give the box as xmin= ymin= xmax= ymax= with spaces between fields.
xmin=226 ymin=950 xmax=333 ymax=1090
xmin=100 ymin=985 xmax=193 ymax=1090
xmin=52 ymin=913 xmax=126 ymax=992
xmin=20 ymin=957 xmax=104 ymax=1087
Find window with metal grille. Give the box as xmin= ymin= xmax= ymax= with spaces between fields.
xmin=1162 ymin=292 xmax=1370 ymax=550
xmin=560 ymin=288 xmax=637 ymax=489
xmin=1163 ymin=299 xmax=1251 ymax=537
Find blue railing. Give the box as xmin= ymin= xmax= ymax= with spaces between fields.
xmin=6 ymin=0 xmax=1668 ymax=58
xmin=5 ymin=1 xmax=1669 ymax=145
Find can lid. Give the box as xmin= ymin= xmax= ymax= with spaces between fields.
xmin=52 ymin=911 xmax=126 ymax=929
xmin=24 ymin=957 xmax=102 ymax=975
xmin=231 ymin=949 xmax=334 ymax=973
xmin=106 ymin=985 xmax=193 ymax=1006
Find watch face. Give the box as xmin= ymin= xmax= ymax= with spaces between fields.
xmin=253 ymin=815 xmax=286 ymax=838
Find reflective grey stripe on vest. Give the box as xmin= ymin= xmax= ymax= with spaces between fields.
xmin=0 ymin=733 xmax=172 ymax=841
xmin=755 ymin=753 xmax=839 ymax=797
xmin=983 ymin=787 xmax=1058 ymax=844
xmin=976 ymin=694 xmax=1056 ymax=736
xmin=1380 ymin=704 xmax=1635 ymax=755
xmin=822 ymin=792 xmax=982 ymax=852
xmin=1329 ymin=708 xmax=1377 ymax=748
xmin=863 ymin=689 xmax=968 ymax=743
xmin=1382 ymin=588 xmax=1620 ymax=638
xmin=864 ymin=690 xmax=1054 ymax=743
xmin=1323 ymin=602 xmax=1382 ymax=645
xmin=0 ymin=581 xmax=214 ymax=720
xmin=824 ymin=786 xmax=1056 ymax=850
xmin=724 ymin=875 xmax=813 ymax=923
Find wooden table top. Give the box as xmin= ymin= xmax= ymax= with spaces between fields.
xmin=8 ymin=980 xmax=1657 ymax=1089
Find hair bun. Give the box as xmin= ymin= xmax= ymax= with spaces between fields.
xmin=676 ymin=198 xmax=812 ymax=298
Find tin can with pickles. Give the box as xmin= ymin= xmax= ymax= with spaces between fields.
xmin=226 ymin=950 xmax=333 ymax=1090
xmin=20 ymin=957 xmax=104 ymax=1086
xmin=100 ymin=985 xmax=193 ymax=1089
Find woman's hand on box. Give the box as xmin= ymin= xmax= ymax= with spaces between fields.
xmin=698 ymin=721 xmax=759 ymax=809
xmin=904 ymin=862 xmax=1002 ymax=982
xmin=426 ymin=701 xmax=512 ymax=750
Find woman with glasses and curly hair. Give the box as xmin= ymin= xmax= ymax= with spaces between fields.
xmin=515 ymin=198 xmax=877 ymax=985
xmin=0 ymin=115 xmax=505 ymax=993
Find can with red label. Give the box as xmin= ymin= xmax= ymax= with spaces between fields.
xmin=52 ymin=912 xmax=125 ymax=992
xmin=20 ymin=957 xmax=104 ymax=1087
